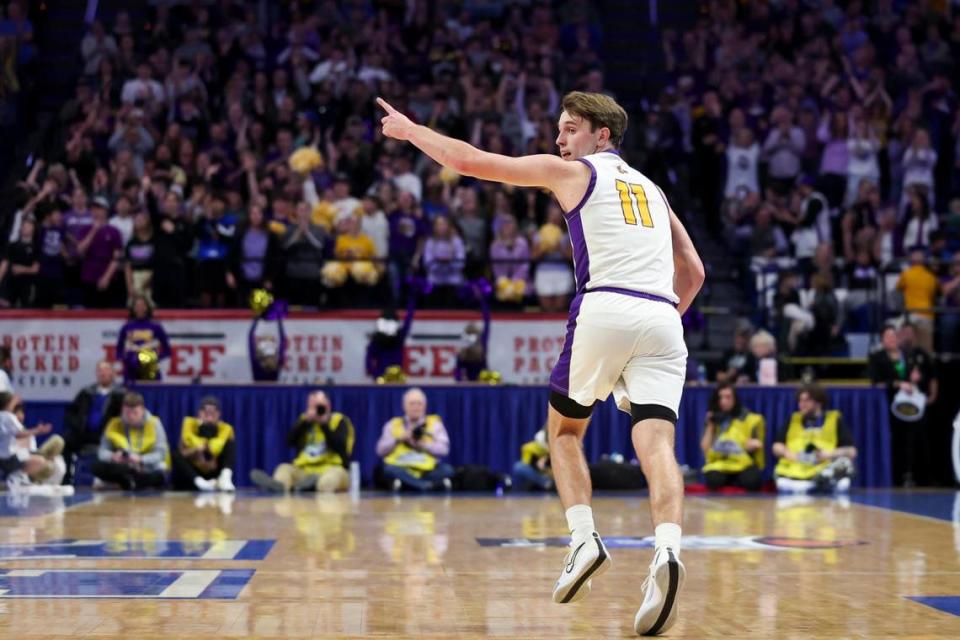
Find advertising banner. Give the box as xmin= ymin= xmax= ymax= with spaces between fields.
xmin=0 ymin=312 xmax=567 ymax=400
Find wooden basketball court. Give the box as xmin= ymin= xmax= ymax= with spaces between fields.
xmin=0 ymin=490 xmax=957 ymax=638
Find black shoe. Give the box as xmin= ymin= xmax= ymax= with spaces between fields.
xmin=250 ymin=469 xmax=285 ymax=492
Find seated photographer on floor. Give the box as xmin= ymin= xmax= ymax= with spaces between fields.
xmin=773 ymin=384 xmax=857 ymax=493
xmin=171 ymin=396 xmax=236 ymax=492
xmin=92 ymin=392 xmax=169 ymax=491
xmin=250 ymin=390 xmax=354 ymax=493
xmin=376 ymin=387 xmax=454 ymax=491
xmin=700 ymin=382 xmax=765 ymax=491
xmin=512 ymin=427 xmax=552 ymax=491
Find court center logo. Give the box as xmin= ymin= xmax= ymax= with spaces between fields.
xmin=476 ymin=535 xmax=867 ymax=550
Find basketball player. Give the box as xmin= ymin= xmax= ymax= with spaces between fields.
xmin=378 ymin=91 xmax=704 ymax=635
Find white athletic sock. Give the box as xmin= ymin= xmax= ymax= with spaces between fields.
xmin=565 ymin=504 xmax=596 ymax=542
xmin=654 ymin=523 xmax=682 ymax=556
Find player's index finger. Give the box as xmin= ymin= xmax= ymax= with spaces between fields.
xmin=376 ymin=97 xmax=397 ymax=114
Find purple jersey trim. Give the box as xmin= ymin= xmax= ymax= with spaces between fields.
xmin=586 ymin=286 xmax=679 ymax=308
xmin=563 ymin=158 xmax=596 ymax=291
xmin=548 ymin=293 xmax=585 ymax=396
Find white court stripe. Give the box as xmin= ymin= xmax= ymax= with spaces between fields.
xmin=158 ymin=570 xmax=221 ymax=598
xmin=4 ymin=570 xmax=47 ymax=577
xmin=201 ymin=541 xmax=246 ymax=559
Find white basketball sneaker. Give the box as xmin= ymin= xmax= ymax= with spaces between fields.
xmin=552 ymin=531 xmax=611 ymax=603
xmin=216 ymin=469 xmax=235 ymax=492
xmin=634 ymin=546 xmax=685 ymax=635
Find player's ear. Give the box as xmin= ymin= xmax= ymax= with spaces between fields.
xmin=598 ymin=126 xmax=611 ymax=146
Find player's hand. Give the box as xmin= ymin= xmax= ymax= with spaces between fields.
xmin=377 ymin=97 xmax=414 ymax=141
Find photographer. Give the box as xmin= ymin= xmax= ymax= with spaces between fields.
xmin=91 ymin=392 xmax=169 ymax=491
xmin=171 ymin=396 xmax=236 ymax=492
xmin=700 ymin=383 xmax=765 ymax=491
xmin=375 ymin=387 xmax=454 ymax=491
xmin=772 ymin=384 xmax=857 ymax=494
xmin=250 ymin=390 xmax=354 ymax=493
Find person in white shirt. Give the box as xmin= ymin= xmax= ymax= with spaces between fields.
xmin=121 ymin=63 xmax=165 ymax=107
xmin=80 ymin=20 xmax=118 ymax=76
xmin=900 ymin=129 xmax=937 ymax=209
xmin=724 ymin=128 xmax=760 ymax=199
xmin=331 ymin=174 xmax=361 ymax=220
xmin=391 ymin=155 xmax=422 ymax=203
xmin=902 ymin=188 xmax=939 ymax=250
xmin=845 ymin=119 xmax=880 ymax=207
xmin=108 ymin=194 xmax=135 ymax=246
xmin=360 ymin=195 xmax=389 ymax=260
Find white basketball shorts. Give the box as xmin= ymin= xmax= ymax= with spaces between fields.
xmin=549 ymin=290 xmax=688 ymax=417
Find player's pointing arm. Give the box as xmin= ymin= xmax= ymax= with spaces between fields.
xmin=377 ymin=97 xmax=582 ymax=193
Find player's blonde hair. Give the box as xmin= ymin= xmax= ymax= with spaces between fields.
xmin=561 ymin=91 xmax=628 ymax=148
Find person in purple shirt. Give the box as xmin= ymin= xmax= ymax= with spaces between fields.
xmin=36 ymin=202 xmax=67 ymax=307
xmin=63 ymin=186 xmax=93 ymax=306
xmin=387 ymin=189 xmax=429 ymax=304
xmin=116 ymin=294 xmax=171 ymax=384
xmin=422 ymin=216 xmax=466 ymax=307
xmin=77 ymin=197 xmax=124 ymax=308
xmin=64 ymin=186 xmax=93 ymax=257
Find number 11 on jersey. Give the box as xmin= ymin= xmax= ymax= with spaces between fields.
xmin=615 ymin=179 xmax=654 ymax=228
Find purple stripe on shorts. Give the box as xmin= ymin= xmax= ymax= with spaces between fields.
xmin=586 ymin=286 xmax=679 ymax=308
xmin=549 ymin=293 xmax=585 ymax=396
xmin=564 ymin=158 xmax=595 ymax=291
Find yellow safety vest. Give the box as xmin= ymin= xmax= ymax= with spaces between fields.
xmin=292 ymin=413 xmax=354 ymax=472
xmin=104 ymin=415 xmax=170 ymax=467
xmin=520 ymin=440 xmax=549 ymax=466
xmin=702 ymin=411 xmax=765 ymax=474
xmin=774 ymin=410 xmax=841 ymax=480
xmin=383 ymin=415 xmax=442 ymax=476
xmin=180 ymin=418 xmax=235 ymax=470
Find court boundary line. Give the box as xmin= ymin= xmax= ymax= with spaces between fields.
xmin=848 ymin=497 xmax=957 ymax=525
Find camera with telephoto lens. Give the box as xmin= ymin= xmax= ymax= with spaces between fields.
xmin=412 ymin=424 xmax=425 ymax=440
xmin=198 ymin=422 xmax=218 ymax=438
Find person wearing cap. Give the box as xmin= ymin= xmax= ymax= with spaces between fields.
xmin=171 ymin=396 xmax=236 ymax=492
xmin=92 ymin=391 xmax=170 ymax=490
xmin=77 ymin=195 xmax=124 ymax=307
xmin=250 ymin=390 xmax=354 ymax=493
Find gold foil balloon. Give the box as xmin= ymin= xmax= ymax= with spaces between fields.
xmin=249 ymin=289 xmax=274 ymax=316
xmin=137 ymin=349 xmax=160 ymax=380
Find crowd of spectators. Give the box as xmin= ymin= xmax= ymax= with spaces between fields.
xmin=0 ymin=0 xmax=600 ymax=312
xmin=0 ymin=1 xmax=958 ymax=359
xmin=646 ymin=0 xmax=960 ymax=355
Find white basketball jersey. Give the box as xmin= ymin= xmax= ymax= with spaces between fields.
xmin=563 ymin=151 xmax=678 ymax=303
